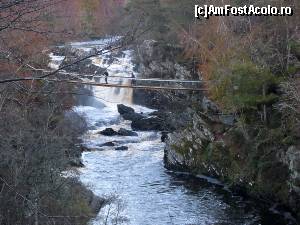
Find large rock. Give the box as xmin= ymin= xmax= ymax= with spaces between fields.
xmin=98 ymin=142 xmax=115 ymax=147
xmin=137 ymin=40 xmax=189 ymax=80
xmin=117 ymin=104 xmax=146 ymax=121
xmin=122 ymin=112 xmax=145 ymax=121
xmin=117 ymin=104 xmax=135 ymax=115
xmin=131 ymin=116 xmax=163 ymax=131
xmin=99 ymin=128 xmax=118 ymax=136
xmin=164 ymin=114 xmax=214 ymax=170
xmin=117 ymin=128 xmax=138 ymax=136
xmin=117 ymin=104 xmax=163 ymax=131
xmin=115 ymin=146 xmax=129 ymax=151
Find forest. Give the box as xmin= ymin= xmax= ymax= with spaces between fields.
xmin=0 ymin=0 xmax=299 ymax=225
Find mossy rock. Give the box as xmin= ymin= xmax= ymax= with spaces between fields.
xmin=172 ymin=139 xmax=194 ymax=157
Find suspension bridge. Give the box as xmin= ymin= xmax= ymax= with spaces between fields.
xmin=40 ymin=70 xmax=208 ymax=92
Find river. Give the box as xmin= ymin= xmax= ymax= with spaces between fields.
xmin=53 ymin=39 xmax=290 ymax=225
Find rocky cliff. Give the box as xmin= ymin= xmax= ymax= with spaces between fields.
xmin=132 ymin=40 xmax=199 ymax=110
xmin=164 ymin=100 xmax=300 ymax=222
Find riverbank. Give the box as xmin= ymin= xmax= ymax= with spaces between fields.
xmin=132 ymin=39 xmax=300 ymax=224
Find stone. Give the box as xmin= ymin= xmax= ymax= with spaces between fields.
xmin=117 ymin=104 xmax=135 ymax=115
xmin=117 ymin=128 xmax=138 ymax=136
xmin=99 ymin=128 xmax=118 ymax=136
xmin=161 ymin=131 xmax=168 ymax=142
xmin=115 ymin=146 xmax=129 ymax=151
xmin=98 ymin=142 xmax=115 ymax=147
xmin=117 ymin=105 xmax=147 ymax=123
xmin=131 ymin=116 xmax=163 ymax=131
xmin=122 ymin=112 xmax=145 ymax=121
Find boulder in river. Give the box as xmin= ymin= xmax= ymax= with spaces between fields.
xmin=117 ymin=128 xmax=138 ymax=136
xmin=122 ymin=112 xmax=145 ymax=121
xmin=161 ymin=131 xmax=169 ymax=142
xmin=99 ymin=128 xmax=118 ymax=136
xmin=117 ymin=104 xmax=146 ymax=121
xmin=98 ymin=142 xmax=115 ymax=147
xmin=115 ymin=146 xmax=129 ymax=151
xmin=117 ymin=104 xmax=135 ymax=115
xmin=131 ymin=116 xmax=163 ymax=131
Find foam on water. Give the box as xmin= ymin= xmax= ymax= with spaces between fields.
xmin=70 ymin=37 xmax=121 ymax=48
xmin=48 ymin=53 xmax=65 ymax=69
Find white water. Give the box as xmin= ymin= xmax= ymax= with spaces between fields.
xmin=48 ymin=53 xmax=65 ymax=69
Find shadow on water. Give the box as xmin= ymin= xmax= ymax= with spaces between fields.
xmin=165 ymin=171 xmax=296 ymax=225
xmin=76 ymin=86 xmax=106 ymax=109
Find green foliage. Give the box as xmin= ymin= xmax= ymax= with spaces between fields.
xmin=212 ymin=60 xmax=279 ymax=113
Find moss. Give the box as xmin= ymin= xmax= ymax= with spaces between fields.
xmin=171 ymin=139 xmax=194 ymax=157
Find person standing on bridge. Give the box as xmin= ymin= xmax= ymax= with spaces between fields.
xmin=131 ymin=72 xmax=136 ymax=86
xmin=103 ymin=71 xmax=109 ymax=84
